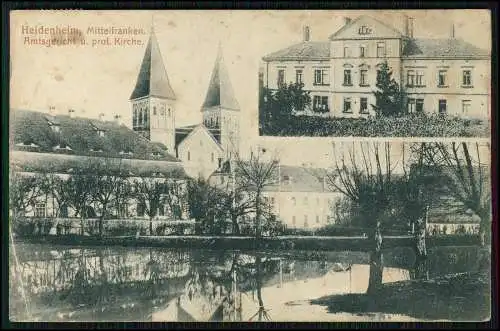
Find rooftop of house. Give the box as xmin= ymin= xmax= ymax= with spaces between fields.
xmin=262 ymin=41 xmax=330 ymax=62
xmin=262 ymin=15 xmax=489 ymax=61
xmin=10 ymin=109 xmax=181 ymax=162
xmin=402 ymin=38 xmax=490 ymax=58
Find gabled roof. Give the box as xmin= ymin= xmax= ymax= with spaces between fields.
xmin=130 ymin=29 xmax=176 ymax=100
xmin=329 ymin=15 xmax=403 ymax=40
xmin=10 ymin=109 xmax=180 ymax=162
xmin=402 ymin=38 xmax=490 ymax=58
xmin=201 ymin=45 xmax=240 ymax=111
xmin=262 ymin=41 xmax=330 ymax=61
xmin=175 ymin=124 xmax=223 ymax=152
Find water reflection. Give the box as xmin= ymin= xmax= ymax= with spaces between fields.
xmin=9 ymin=243 xmax=488 ymax=322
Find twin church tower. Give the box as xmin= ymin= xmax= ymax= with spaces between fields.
xmin=129 ymin=26 xmax=240 ymax=178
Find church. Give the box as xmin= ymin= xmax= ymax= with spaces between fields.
xmin=130 ymin=27 xmax=241 ymax=179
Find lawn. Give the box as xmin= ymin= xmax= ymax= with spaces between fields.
xmin=310 ymin=269 xmax=491 ymax=321
xmin=260 ymin=114 xmax=490 ymax=137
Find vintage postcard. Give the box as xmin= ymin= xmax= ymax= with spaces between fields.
xmin=8 ymin=10 xmax=492 ymax=323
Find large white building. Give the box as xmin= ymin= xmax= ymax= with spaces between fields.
xmin=262 ymin=15 xmax=490 ymax=119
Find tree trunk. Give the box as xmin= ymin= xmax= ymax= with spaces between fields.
xmin=255 ymin=255 xmax=265 ymax=321
xmin=414 ymin=216 xmax=427 ymax=264
xmin=366 ymin=221 xmax=383 ymax=296
xmin=255 ymin=191 xmax=261 ymax=240
xmin=232 ymin=214 xmax=240 ymax=235
xmin=149 ymin=217 xmax=154 ymax=236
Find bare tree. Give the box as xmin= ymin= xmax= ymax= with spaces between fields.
xmin=326 ymin=142 xmax=396 ymax=295
xmin=133 ymin=176 xmax=165 ymax=235
xmin=431 ymin=142 xmax=491 ymax=246
xmin=64 ymin=166 xmax=98 ymax=235
xmin=162 ymin=179 xmax=187 ymax=222
xmin=234 ymin=150 xmax=279 ymax=239
xmin=90 ymin=158 xmax=126 ymax=237
xmin=9 ymin=170 xmax=46 ymax=218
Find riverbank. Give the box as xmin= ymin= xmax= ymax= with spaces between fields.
xmin=14 ymin=234 xmax=481 ymax=251
xmin=310 ymin=270 xmax=491 ymax=321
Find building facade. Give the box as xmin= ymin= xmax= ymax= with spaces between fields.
xmin=262 ymin=15 xmax=490 ymax=119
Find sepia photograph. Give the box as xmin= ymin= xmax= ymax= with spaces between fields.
xmin=258 ymin=11 xmax=491 ymax=137
xmin=8 ymin=9 xmax=493 ymax=323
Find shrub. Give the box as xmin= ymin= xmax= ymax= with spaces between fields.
xmin=260 ymin=113 xmax=489 ymax=137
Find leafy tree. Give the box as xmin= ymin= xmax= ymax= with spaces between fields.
xmin=9 ymin=171 xmax=47 ymax=218
xmin=259 ymin=82 xmax=311 ymax=133
xmin=186 ymin=178 xmax=226 ymax=235
xmin=372 ymin=61 xmax=404 ymax=117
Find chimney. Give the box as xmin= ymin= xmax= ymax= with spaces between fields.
xmin=408 ymin=17 xmax=414 ymax=38
xmin=451 ymin=23 xmax=455 ymax=39
xmin=403 ymin=14 xmax=409 ymax=37
xmin=114 ymin=114 xmax=123 ymax=125
xmin=68 ymin=108 xmax=75 ymax=118
xmin=48 ymin=105 xmax=56 ymax=115
xmin=303 ymin=26 xmax=310 ymax=42
xmin=98 ymin=113 xmax=105 ymax=121
xmin=344 ymin=17 xmax=352 ymax=26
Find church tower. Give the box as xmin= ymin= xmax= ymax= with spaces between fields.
xmin=130 ymin=26 xmax=176 ymax=153
xmin=201 ymin=45 xmax=241 ymax=160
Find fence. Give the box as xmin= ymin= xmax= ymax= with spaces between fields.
xmin=10 ymin=217 xmax=197 ymax=237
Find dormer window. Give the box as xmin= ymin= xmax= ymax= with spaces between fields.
xmin=97 ymin=130 xmax=105 ymax=137
xmin=90 ymin=148 xmax=103 ymax=153
xmin=151 ymin=151 xmax=162 ymax=158
xmin=283 ymin=175 xmax=292 ymax=185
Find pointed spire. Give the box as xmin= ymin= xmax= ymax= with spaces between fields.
xmin=130 ymin=21 xmax=176 ymax=100
xmin=202 ymin=44 xmax=240 ymax=111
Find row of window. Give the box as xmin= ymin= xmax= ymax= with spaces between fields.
xmin=277 ymin=68 xmax=475 ymax=89
xmin=343 ymin=42 xmax=387 ymax=58
xmin=132 ymin=107 xmax=172 ymax=128
xmin=407 ymin=69 xmax=473 ymax=88
xmin=407 ymin=98 xmax=472 ymax=115
xmin=291 ymin=214 xmax=330 ymax=227
xmin=277 ymin=68 xmax=330 ymax=86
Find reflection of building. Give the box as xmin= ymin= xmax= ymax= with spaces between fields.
xmin=130 ymin=28 xmax=241 ymax=179
xmin=262 ymin=15 xmax=490 ymax=119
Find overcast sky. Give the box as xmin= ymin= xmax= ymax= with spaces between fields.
xmin=10 ymin=10 xmax=491 ymax=166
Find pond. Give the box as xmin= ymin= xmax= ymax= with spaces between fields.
xmin=8 ymin=242 xmax=490 ymax=322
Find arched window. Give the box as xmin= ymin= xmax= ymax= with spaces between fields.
xmin=144 ymin=109 xmax=149 ymax=125
xmin=133 ymin=108 xmax=138 ymax=127
xmin=168 ymin=108 xmax=171 ymax=117
xmin=211 ymin=153 xmax=214 ymax=162
xmin=153 ymin=106 xmax=157 ymax=115
xmin=187 ymin=151 xmax=191 ymax=161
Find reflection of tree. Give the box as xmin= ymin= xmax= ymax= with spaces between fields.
xmin=249 ymin=254 xmax=271 ymax=321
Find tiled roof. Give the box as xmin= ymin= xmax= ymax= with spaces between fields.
xmin=262 ymin=42 xmax=330 ymax=61
xmin=10 ymin=109 xmax=180 ymax=162
xmin=130 ymin=30 xmax=176 ymax=100
xmin=403 ymin=38 xmax=490 ymax=58
xmin=202 ymin=46 xmax=240 ymax=111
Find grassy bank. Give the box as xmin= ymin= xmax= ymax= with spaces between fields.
xmin=260 ymin=114 xmax=489 ymax=137
xmin=16 ymin=234 xmax=481 ymax=251
xmin=310 ymin=270 xmax=491 ymax=321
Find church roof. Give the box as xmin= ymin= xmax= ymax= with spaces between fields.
xmin=130 ymin=30 xmax=176 ymax=100
xmin=201 ymin=46 xmax=240 ymax=111
xmin=402 ymin=38 xmax=490 ymax=58
xmin=10 ymin=109 xmax=180 ymax=163
xmin=175 ymin=124 xmax=221 ymax=149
